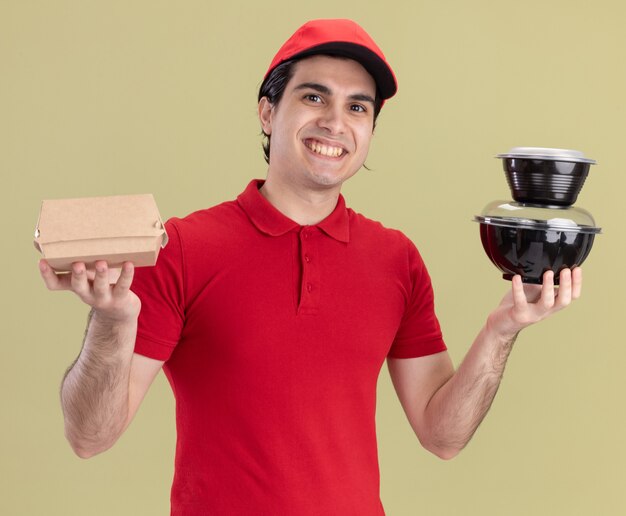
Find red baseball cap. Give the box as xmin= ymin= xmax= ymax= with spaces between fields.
xmin=264 ymin=19 xmax=397 ymax=100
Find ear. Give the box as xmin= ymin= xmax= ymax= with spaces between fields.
xmin=258 ymin=97 xmax=273 ymax=135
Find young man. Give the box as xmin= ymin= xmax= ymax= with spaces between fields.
xmin=39 ymin=19 xmax=582 ymax=515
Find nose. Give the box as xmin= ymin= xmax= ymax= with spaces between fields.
xmin=317 ymin=103 xmax=346 ymax=134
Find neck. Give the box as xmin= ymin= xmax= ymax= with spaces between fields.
xmin=259 ymin=176 xmax=340 ymax=226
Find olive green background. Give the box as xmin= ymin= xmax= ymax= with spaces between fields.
xmin=2 ymin=1 xmax=623 ymax=514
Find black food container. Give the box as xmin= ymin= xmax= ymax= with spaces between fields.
xmin=497 ymin=147 xmax=596 ymax=206
xmin=475 ymin=201 xmax=601 ymax=284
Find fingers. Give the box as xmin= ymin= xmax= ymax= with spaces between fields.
xmin=112 ymin=262 xmax=135 ymax=299
xmin=40 ymin=259 xmax=137 ymax=309
xmin=540 ymin=268 xmax=584 ymax=310
xmin=71 ymin=261 xmax=111 ymax=306
xmin=90 ymin=261 xmax=124 ymax=307
xmin=512 ymin=269 xmax=578 ymax=312
xmin=554 ymin=268 xmax=572 ymax=308
xmin=70 ymin=262 xmax=92 ymax=301
xmin=571 ymin=267 xmax=583 ymax=299
xmin=511 ymin=274 xmax=529 ymax=309
xmin=539 ymin=270 xmax=556 ymax=308
xmin=92 ymin=261 xmax=111 ymax=300
xmin=553 ymin=267 xmax=583 ymax=307
xmin=39 ymin=259 xmax=71 ymax=291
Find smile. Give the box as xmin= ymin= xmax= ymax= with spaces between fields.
xmin=304 ymin=139 xmax=346 ymax=158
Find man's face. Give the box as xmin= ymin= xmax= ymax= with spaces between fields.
xmin=259 ymin=55 xmax=377 ymax=192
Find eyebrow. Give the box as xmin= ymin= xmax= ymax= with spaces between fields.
xmin=293 ymin=82 xmax=375 ymax=105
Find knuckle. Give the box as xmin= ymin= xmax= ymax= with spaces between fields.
xmin=70 ymin=283 xmax=85 ymax=296
xmin=93 ymin=283 xmax=108 ymax=295
xmin=91 ymin=298 xmax=111 ymax=311
xmin=74 ymin=292 xmax=92 ymax=305
xmin=73 ymin=286 xmax=91 ymax=300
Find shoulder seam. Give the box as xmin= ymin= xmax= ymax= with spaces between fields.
xmin=167 ymin=219 xmax=187 ymax=316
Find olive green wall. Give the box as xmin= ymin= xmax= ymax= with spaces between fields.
xmin=2 ymin=1 xmax=623 ymax=514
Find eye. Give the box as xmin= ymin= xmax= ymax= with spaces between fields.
xmin=304 ymin=94 xmax=322 ymax=103
xmin=350 ymin=104 xmax=366 ymax=113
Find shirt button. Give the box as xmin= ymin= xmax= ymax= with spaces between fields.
xmin=304 ymin=255 xmax=311 ymax=263
xmin=306 ymin=283 xmax=313 ymax=292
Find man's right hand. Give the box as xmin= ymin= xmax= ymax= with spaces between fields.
xmin=40 ymin=258 xmax=161 ymax=458
xmin=39 ymin=259 xmax=141 ymax=323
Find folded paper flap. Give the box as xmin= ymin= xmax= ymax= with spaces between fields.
xmin=35 ymin=194 xmax=166 ymax=245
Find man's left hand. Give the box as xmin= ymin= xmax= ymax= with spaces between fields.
xmin=487 ymin=267 xmax=583 ymax=341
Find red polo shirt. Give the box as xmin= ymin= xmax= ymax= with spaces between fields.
xmin=131 ymin=179 xmax=446 ymax=515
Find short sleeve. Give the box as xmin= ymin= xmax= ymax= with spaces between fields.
xmin=388 ymin=241 xmax=447 ymax=359
xmin=130 ymin=219 xmax=185 ymax=361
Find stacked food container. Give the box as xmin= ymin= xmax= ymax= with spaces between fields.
xmin=474 ymin=147 xmax=601 ymax=284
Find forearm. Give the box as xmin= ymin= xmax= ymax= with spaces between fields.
xmin=422 ymin=322 xmax=517 ymax=459
xmin=393 ymin=270 xmax=580 ymax=460
xmin=61 ymin=309 xmax=137 ymax=458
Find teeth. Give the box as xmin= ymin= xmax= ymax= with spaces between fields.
xmin=307 ymin=140 xmax=344 ymax=157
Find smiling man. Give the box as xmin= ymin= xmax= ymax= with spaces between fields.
xmin=258 ymin=54 xmax=377 ymax=225
xmin=40 ymin=19 xmax=582 ymax=515
xmin=260 ymin=54 xmax=375 ymax=187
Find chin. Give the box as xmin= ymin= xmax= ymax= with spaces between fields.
xmin=305 ymin=172 xmax=349 ymax=189
xmin=307 ymin=166 xmax=361 ymax=189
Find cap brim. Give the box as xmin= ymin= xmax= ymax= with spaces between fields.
xmin=284 ymin=42 xmax=397 ymax=100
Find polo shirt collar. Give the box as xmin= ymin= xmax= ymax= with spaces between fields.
xmin=237 ymin=179 xmax=350 ymax=243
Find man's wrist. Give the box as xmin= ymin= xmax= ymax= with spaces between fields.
xmin=90 ymin=300 xmax=140 ymax=326
xmin=484 ymin=314 xmax=520 ymax=349
xmin=85 ymin=308 xmax=138 ymax=355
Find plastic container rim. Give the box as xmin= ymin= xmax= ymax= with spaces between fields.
xmin=474 ymin=215 xmax=602 ymax=234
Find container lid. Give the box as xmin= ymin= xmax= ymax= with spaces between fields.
xmin=474 ymin=200 xmax=601 ymax=234
xmin=496 ymin=147 xmax=596 ymax=164
xmin=34 ymin=194 xmax=169 ymax=245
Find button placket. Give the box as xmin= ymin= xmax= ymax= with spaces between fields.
xmin=298 ymin=227 xmax=320 ymax=314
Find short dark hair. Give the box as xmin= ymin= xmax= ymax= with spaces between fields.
xmin=257 ymin=56 xmax=383 ymax=164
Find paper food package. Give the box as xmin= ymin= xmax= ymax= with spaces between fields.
xmin=34 ymin=194 xmax=168 ymax=272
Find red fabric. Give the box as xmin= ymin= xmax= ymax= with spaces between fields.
xmin=131 ymin=179 xmax=446 ymax=515
xmin=264 ymin=18 xmax=397 ymax=100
